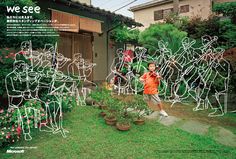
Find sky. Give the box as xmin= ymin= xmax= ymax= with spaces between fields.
xmin=91 ymin=0 xmax=151 ymax=18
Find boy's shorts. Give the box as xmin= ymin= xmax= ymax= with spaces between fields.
xmin=143 ymin=93 xmax=161 ymax=105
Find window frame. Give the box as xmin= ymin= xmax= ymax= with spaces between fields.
xmin=180 ymin=5 xmax=190 ymax=13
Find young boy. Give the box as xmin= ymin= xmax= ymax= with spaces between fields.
xmin=140 ymin=62 xmax=168 ymax=117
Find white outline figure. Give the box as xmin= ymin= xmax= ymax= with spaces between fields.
xmin=5 ymin=40 xmax=97 ymax=140
xmin=107 ymin=36 xmax=232 ymax=117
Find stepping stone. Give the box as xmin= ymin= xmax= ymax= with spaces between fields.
xmin=159 ymin=116 xmax=181 ymax=126
xmin=214 ymin=126 xmax=236 ymax=147
xmin=144 ymin=111 xmax=160 ymax=120
xmin=179 ymin=120 xmax=210 ymax=135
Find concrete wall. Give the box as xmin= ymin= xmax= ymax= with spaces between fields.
xmin=133 ymin=0 xmax=212 ymax=31
xmin=93 ymin=32 xmax=116 ymax=82
xmin=107 ymin=35 xmax=116 ymax=82
xmin=93 ymin=32 xmax=107 ymax=82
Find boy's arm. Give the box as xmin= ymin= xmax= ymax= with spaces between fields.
xmin=155 ymin=72 xmax=162 ymax=79
xmin=155 ymin=72 xmax=162 ymax=83
xmin=139 ymin=73 xmax=147 ymax=83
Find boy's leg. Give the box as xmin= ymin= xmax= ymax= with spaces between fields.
xmin=150 ymin=94 xmax=162 ymax=110
xmin=143 ymin=94 xmax=151 ymax=106
xmin=151 ymin=94 xmax=168 ymax=117
xmin=157 ymin=101 xmax=164 ymax=110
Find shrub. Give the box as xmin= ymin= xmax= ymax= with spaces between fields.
xmin=89 ymin=88 xmax=111 ymax=105
xmin=0 ymin=100 xmax=47 ymax=148
xmin=0 ymin=108 xmax=20 ymax=148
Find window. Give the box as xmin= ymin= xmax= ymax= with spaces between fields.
xmin=154 ymin=10 xmax=163 ymax=21
xmin=154 ymin=8 xmax=173 ymax=21
xmin=180 ymin=5 xmax=189 ymax=13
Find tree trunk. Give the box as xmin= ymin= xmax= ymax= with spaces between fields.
xmin=173 ymin=0 xmax=179 ymax=15
xmin=232 ymin=16 xmax=236 ymax=25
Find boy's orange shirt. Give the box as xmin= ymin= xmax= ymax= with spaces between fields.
xmin=141 ymin=72 xmax=160 ymax=94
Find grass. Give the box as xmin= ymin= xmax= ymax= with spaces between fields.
xmin=0 ymin=106 xmax=236 ymax=159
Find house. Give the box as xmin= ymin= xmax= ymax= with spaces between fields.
xmin=129 ymin=0 xmax=236 ymax=30
xmin=36 ymin=0 xmax=142 ymax=82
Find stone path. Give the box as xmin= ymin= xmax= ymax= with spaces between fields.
xmin=179 ymin=120 xmax=210 ymax=135
xmin=214 ymin=126 xmax=236 ymax=147
xmin=144 ymin=111 xmax=236 ymax=147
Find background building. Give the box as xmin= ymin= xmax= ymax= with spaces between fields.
xmin=130 ymin=0 xmax=236 ymax=30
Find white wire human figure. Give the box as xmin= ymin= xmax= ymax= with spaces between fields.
xmin=6 ymin=42 xmax=59 ymax=140
xmin=170 ymin=36 xmax=231 ymax=117
xmin=67 ymin=53 xmax=97 ymax=105
xmin=107 ymin=35 xmax=232 ymax=117
xmin=164 ymin=38 xmax=200 ymax=104
xmin=170 ymin=36 xmax=218 ymax=103
xmin=5 ymin=60 xmax=33 ymax=140
xmin=106 ymin=49 xmax=129 ymax=94
xmin=193 ymin=48 xmax=231 ymax=117
xmin=155 ymin=40 xmax=183 ymax=101
xmin=5 ymin=40 xmax=88 ymax=140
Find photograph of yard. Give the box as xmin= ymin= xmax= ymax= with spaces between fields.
xmin=0 ymin=0 xmax=236 ymax=159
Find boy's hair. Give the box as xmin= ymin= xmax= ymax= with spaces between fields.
xmin=147 ymin=62 xmax=156 ymax=67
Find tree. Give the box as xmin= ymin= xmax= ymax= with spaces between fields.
xmin=213 ymin=2 xmax=236 ymax=24
xmin=110 ymin=25 xmax=140 ymax=45
xmin=139 ymin=23 xmax=187 ymax=54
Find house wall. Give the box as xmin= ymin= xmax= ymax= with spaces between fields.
xmin=93 ymin=32 xmax=108 ymax=81
xmin=133 ymin=0 xmax=212 ymax=31
xmin=93 ymin=30 xmax=116 ymax=82
xmin=71 ymin=0 xmax=91 ymax=5
xmin=107 ymin=34 xmax=116 ymax=82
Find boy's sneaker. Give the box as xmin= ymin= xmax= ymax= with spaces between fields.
xmin=159 ymin=110 xmax=168 ymax=117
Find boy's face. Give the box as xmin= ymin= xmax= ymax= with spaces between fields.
xmin=148 ymin=64 xmax=156 ymax=72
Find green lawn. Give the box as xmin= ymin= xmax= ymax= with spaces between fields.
xmin=0 ymin=106 xmax=235 ymax=159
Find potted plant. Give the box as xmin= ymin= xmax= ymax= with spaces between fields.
xmin=131 ymin=95 xmax=150 ymax=125
xmin=99 ymin=111 xmax=106 ymax=117
xmin=116 ymin=115 xmax=131 ymax=131
xmin=89 ymin=88 xmax=111 ymax=109
xmin=104 ymin=111 xmax=117 ymax=126
xmin=133 ymin=112 xmax=145 ymax=125
xmin=104 ymin=98 xmax=120 ymax=113
xmin=103 ymin=98 xmax=123 ymax=125
xmin=115 ymin=105 xmax=132 ymax=131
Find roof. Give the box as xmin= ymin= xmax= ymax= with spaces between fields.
xmin=49 ymin=0 xmax=143 ymax=27
xmin=129 ymin=0 xmax=173 ymax=12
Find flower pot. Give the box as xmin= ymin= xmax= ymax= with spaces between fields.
xmin=85 ymin=97 xmax=96 ymax=106
xmin=100 ymin=111 xmax=106 ymax=117
xmin=116 ymin=122 xmax=131 ymax=131
xmin=134 ymin=118 xmax=145 ymax=125
xmin=110 ymin=109 xmax=117 ymax=113
xmin=104 ymin=116 xmax=117 ymax=125
xmin=99 ymin=105 xmax=108 ymax=110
